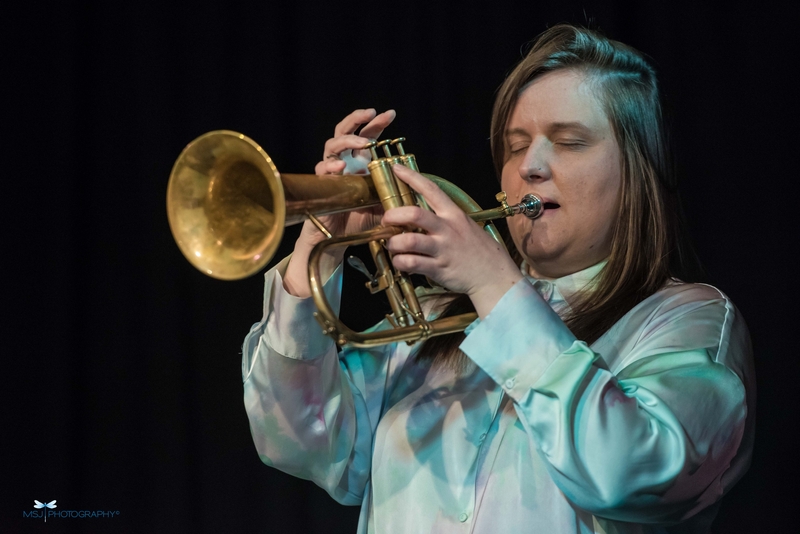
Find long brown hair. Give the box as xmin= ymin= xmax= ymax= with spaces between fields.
xmin=417 ymin=24 xmax=698 ymax=369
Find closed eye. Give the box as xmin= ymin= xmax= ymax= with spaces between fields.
xmin=555 ymin=141 xmax=588 ymax=151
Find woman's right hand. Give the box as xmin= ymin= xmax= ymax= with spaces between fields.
xmin=284 ymin=108 xmax=397 ymax=297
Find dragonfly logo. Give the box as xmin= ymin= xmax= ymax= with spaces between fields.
xmin=33 ymin=500 xmax=57 ymax=522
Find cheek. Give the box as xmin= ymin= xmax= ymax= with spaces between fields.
xmin=579 ymin=152 xmax=621 ymax=220
xmin=596 ymin=171 xmax=622 ymax=224
xmin=581 ymin=175 xmax=621 ymax=244
xmin=500 ymin=166 xmax=523 ymax=199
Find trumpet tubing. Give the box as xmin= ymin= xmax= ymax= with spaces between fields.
xmin=166 ymin=130 xmax=542 ymax=346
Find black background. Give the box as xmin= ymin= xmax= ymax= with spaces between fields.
xmin=4 ymin=0 xmax=799 ymax=532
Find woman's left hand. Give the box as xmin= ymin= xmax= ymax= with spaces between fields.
xmin=382 ymin=165 xmax=525 ymax=318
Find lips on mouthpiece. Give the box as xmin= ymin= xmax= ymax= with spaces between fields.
xmin=543 ymin=202 xmax=561 ymax=209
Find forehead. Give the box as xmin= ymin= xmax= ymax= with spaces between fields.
xmin=508 ymin=70 xmax=610 ymax=132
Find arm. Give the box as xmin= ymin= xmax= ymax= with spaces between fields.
xmin=242 ymin=108 xmax=399 ymax=503
xmin=242 ymin=257 xmax=392 ymax=504
xmin=382 ymin=167 xmax=752 ymax=523
xmin=460 ymin=279 xmax=752 ymax=523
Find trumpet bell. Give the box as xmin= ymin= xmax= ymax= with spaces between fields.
xmin=167 ymin=131 xmax=286 ymax=280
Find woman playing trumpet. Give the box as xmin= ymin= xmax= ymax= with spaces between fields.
xmin=242 ymin=24 xmax=754 ymax=533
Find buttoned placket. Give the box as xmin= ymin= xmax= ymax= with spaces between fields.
xmin=450 ymin=265 xmax=595 ymax=530
xmin=460 ymin=384 xmax=509 ymax=532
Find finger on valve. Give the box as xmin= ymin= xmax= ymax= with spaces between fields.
xmin=323 ymin=134 xmax=373 ymax=160
xmin=321 ymin=134 xmax=372 ymax=175
xmin=390 ymin=164 xmax=455 ymax=214
xmin=317 ymin=109 xmax=397 ymax=176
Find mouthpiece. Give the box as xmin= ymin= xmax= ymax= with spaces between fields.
xmin=513 ymin=194 xmax=543 ymax=219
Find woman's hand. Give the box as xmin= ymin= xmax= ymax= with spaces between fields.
xmin=284 ymin=108 xmax=396 ymax=298
xmin=305 ymin=108 xmax=396 ymax=241
xmin=316 ymin=108 xmax=396 ymax=178
xmin=382 ymin=165 xmax=524 ymax=318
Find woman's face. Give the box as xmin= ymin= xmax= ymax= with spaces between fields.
xmin=502 ymin=69 xmax=622 ymax=279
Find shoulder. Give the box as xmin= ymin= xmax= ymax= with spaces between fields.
xmin=596 ymin=280 xmax=751 ymax=373
xmin=649 ymin=281 xmax=752 ymax=376
xmin=653 ymin=279 xmax=731 ymax=307
xmin=634 ymin=280 xmax=737 ymax=333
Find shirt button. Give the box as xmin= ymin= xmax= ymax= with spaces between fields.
xmin=459 ymin=512 xmax=469 ymax=522
xmin=479 ymin=433 xmax=487 ymax=443
xmin=504 ymin=378 xmax=515 ymax=390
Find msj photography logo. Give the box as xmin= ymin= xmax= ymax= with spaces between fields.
xmin=23 ymin=500 xmax=120 ymax=522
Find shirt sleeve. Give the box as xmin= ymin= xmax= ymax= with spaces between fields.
xmin=241 ymin=256 xmax=394 ymax=505
xmin=460 ymin=278 xmax=752 ymax=524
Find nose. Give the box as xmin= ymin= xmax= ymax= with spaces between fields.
xmin=518 ymin=142 xmax=551 ymax=182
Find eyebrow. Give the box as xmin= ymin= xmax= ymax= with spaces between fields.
xmin=505 ymin=121 xmax=594 ymax=138
xmin=505 ymin=128 xmax=530 ymax=138
xmin=547 ymin=121 xmax=593 ymax=135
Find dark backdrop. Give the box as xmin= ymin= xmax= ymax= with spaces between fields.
xmin=4 ymin=0 xmax=798 ymax=532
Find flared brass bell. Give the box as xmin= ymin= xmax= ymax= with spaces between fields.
xmin=167 ymin=131 xmax=381 ymax=280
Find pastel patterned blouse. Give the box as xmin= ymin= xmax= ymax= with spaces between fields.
xmin=242 ymin=257 xmax=754 ymax=533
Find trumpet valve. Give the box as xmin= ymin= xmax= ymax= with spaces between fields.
xmin=364 ymin=140 xmax=379 ymax=161
xmin=390 ymin=137 xmax=407 ymax=155
xmin=376 ymin=139 xmax=393 ymax=157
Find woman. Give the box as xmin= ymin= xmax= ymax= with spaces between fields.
xmin=242 ymin=25 xmax=754 ymax=533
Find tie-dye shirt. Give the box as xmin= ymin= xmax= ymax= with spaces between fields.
xmin=242 ymin=257 xmax=754 ymax=533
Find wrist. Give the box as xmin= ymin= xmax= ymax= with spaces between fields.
xmin=469 ymin=270 xmax=524 ymax=319
xmin=284 ymin=239 xmax=345 ymax=298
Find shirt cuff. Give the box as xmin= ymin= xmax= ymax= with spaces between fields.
xmin=459 ymin=278 xmax=577 ymax=401
xmin=265 ymin=257 xmax=344 ymax=360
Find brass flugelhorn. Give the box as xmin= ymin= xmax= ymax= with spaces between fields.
xmin=167 ymin=130 xmax=542 ymax=347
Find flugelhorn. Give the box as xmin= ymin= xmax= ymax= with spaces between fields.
xmin=167 ymin=130 xmax=542 ymax=347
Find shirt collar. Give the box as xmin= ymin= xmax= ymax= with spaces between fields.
xmin=521 ymin=260 xmax=606 ymax=309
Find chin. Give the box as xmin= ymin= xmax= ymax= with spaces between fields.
xmin=515 ymin=231 xmax=561 ymax=265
